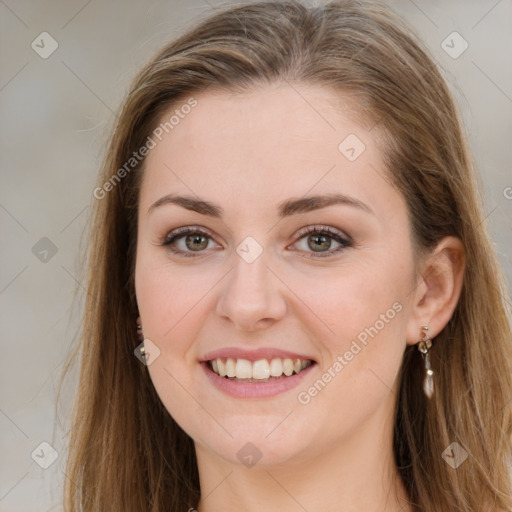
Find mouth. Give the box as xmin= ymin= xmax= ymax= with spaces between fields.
xmin=200 ymin=353 xmax=317 ymax=398
xmin=199 ymin=348 xmax=317 ymax=398
xmin=207 ymin=357 xmax=315 ymax=382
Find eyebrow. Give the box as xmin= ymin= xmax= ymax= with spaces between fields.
xmin=147 ymin=192 xmax=373 ymax=217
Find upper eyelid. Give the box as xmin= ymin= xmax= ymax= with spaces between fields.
xmin=294 ymin=225 xmax=350 ymax=241
xmin=163 ymin=225 xmax=215 ymax=239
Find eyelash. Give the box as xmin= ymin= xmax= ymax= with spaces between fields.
xmin=160 ymin=225 xmax=352 ymax=259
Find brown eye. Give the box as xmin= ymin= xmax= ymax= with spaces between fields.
xmin=162 ymin=227 xmax=220 ymax=257
xmin=185 ymin=233 xmax=209 ymax=251
xmin=293 ymin=226 xmax=352 ymax=258
xmin=307 ymin=233 xmax=333 ymax=252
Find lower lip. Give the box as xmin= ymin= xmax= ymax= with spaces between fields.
xmin=200 ymin=361 xmax=316 ymax=399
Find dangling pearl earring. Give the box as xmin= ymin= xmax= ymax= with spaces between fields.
xmin=417 ymin=325 xmax=434 ymax=399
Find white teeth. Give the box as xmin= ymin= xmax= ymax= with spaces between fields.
xmin=209 ymin=357 xmax=313 ymax=380
xmin=269 ymin=358 xmax=283 ymax=377
xmin=217 ymin=358 xmax=227 ymax=377
xmin=235 ymin=358 xmax=252 ymax=379
xmin=283 ymin=358 xmax=294 ymax=376
xmin=252 ymin=359 xmax=270 ymax=379
xmin=225 ymin=357 xmax=236 ymax=377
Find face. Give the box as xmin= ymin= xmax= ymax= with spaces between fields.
xmin=135 ymin=83 xmax=418 ymax=467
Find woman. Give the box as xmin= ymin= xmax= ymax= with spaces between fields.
xmin=59 ymin=1 xmax=512 ymax=510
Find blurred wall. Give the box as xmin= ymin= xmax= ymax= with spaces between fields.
xmin=1 ymin=0 xmax=511 ymax=509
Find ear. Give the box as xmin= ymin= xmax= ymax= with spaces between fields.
xmin=405 ymin=236 xmax=465 ymax=345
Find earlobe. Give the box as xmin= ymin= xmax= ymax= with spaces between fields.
xmin=405 ymin=236 xmax=465 ymax=345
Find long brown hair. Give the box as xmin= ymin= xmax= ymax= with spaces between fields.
xmin=58 ymin=1 xmax=512 ymax=510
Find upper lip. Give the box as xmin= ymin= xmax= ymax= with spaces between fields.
xmin=200 ymin=347 xmax=316 ymax=363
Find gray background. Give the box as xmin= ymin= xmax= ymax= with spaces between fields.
xmin=1 ymin=0 xmax=511 ymax=510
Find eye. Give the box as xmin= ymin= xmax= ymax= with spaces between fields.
xmin=161 ymin=227 xmax=220 ymax=257
xmin=291 ymin=226 xmax=352 ymax=258
xmin=160 ymin=225 xmax=352 ymax=259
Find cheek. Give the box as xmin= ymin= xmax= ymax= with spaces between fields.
xmin=289 ymin=255 xmax=410 ymax=346
xmin=288 ymin=254 xmax=411 ymax=408
xmin=135 ymin=251 xmax=217 ymax=346
xmin=135 ymin=254 xmax=213 ymax=430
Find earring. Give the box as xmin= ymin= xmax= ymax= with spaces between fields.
xmin=417 ymin=325 xmax=434 ymax=399
xmin=136 ymin=321 xmax=145 ymax=358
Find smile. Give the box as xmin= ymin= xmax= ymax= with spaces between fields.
xmin=209 ymin=357 xmax=313 ymax=381
xmin=201 ymin=355 xmax=317 ymax=398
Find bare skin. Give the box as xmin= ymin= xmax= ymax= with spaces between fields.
xmin=135 ymin=82 xmax=464 ymax=512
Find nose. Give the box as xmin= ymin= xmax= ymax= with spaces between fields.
xmin=215 ymin=247 xmax=287 ymax=332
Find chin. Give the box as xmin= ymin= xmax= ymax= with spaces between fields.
xmin=193 ymin=416 xmax=316 ymax=468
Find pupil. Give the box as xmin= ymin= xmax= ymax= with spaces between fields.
xmin=309 ymin=234 xmax=330 ymax=251
xmin=187 ymin=234 xmax=208 ymax=251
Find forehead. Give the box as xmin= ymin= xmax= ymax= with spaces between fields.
xmin=139 ymin=83 xmax=401 ymax=221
